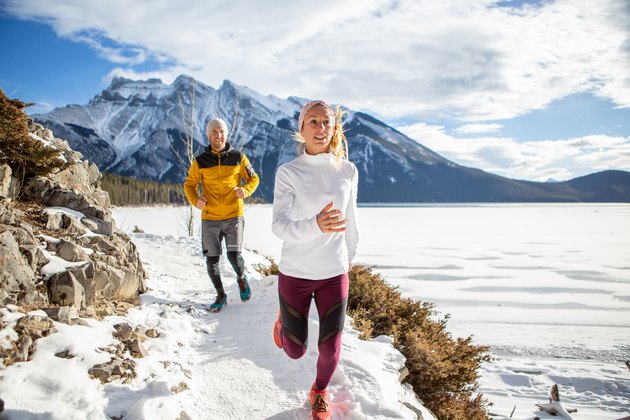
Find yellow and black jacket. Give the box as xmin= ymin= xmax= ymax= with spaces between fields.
xmin=183 ymin=143 xmax=259 ymax=221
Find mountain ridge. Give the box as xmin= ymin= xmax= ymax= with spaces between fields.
xmin=33 ymin=75 xmax=630 ymax=203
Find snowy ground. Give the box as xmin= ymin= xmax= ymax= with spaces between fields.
xmin=0 ymin=207 xmax=432 ymax=419
xmin=3 ymin=203 xmax=627 ymax=419
xmin=239 ymin=203 xmax=630 ymax=420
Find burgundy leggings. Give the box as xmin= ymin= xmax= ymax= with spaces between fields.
xmin=278 ymin=272 xmax=349 ymax=391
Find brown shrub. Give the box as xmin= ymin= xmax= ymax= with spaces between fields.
xmin=348 ymin=265 xmax=491 ymax=419
xmin=254 ymin=257 xmax=279 ymax=277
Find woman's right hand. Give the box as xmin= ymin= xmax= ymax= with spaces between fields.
xmin=317 ymin=201 xmax=347 ymax=233
xmin=195 ymin=196 xmax=207 ymax=210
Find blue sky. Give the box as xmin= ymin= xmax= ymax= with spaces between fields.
xmin=1 ymin=0 xmax=629 ymax=181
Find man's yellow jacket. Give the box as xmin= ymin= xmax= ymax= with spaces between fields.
xmin=184 ymin=143 xmax=259 ymax=220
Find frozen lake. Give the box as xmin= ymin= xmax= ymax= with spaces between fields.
xmin=115 ymin=204 xmax=630 ymax=418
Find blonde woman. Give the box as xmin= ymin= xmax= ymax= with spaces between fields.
xmin=271 ymin=100 xmax=359 ymax=420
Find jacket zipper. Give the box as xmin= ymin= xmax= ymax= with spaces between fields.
xmin=218 ymin=153 xmax=224 ymax=219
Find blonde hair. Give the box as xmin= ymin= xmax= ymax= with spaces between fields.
xmin=293 ymin=105 xmax=349 ymax=159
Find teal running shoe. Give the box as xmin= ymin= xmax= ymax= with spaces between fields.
xmin=238 ymin=277 xmax=251 ymax=302
xmin=209 ymin=293 xmax=227 ymax=312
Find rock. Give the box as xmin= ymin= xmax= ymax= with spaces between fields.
xmin=84 ymin=215 xmax=114 ymax=236
xmin=399 ymin=365 xmax=410 ymax=383
xmin=111 ymin=362 xmax=125 ymax=376
xmin=125 ymin=338 xmax=149 ymax=358
xmin=61 ymin=213 xmax=86 ymax=236
xmin=43 ymin=306 xmax=79 ymax=324
xmin=171 ymin=381 xmax=189 ymax=394
xmin=176 ymin=410 xmax=192 ymax=420
xmin=17 ymin=288 xmax=49 ymax=307
xmin=0 ymin=201 xmax=16 ymax=224
xmin=55 ymin=349 xmax=75 ymax=359
xmin=146 ymin=328 xmax=159 ymax=338
xmin=64 ymin=263 xmax=96 ymax=307
xmin=56 ymin=239 xmax=90 ymax=262
xmin=48 ymin=270 xmax=86 ymax=308
xmin=1 ymin=120 xmax=146 ymax=322
xmin=19 ymin=244 xmax=47 ymax=269
xmin=24 ymin=178 xmax=110 ymax=222
xmin=89 ymin=359 xmax=119 ymax=382
xmin=2 ymin=225 xmax=36 ymax=246
xmin=89 ymin=357 xmax=136 ymax=384
xmin=15 ymin=315 xmax=55 ymax=339
xmin=94 ymin=263 xmax=143 ymax=302
xmin=80 ymin=236 xmax=117 ymax=252
xmin=7 ymin=315 xmax=56 ymax=365
xmin=134 ymin=324 xmax=148 ymax=342
xmin=45 ymin=212 xmax=64 ymax=230
xmin=28 ymin=120 xmax=54 ymax=141
xmin=0 ymin=230 xmax=37 ymax=304
xmin=113 ymin=323 xmax=134 ymax=341
xmin=16 ymin=334 xmax=33 ymax=362
xmin=70 ymin=317 xmax=91 ymax=327
xmin=0 ymin=164 xmax=17 ymax=200
xmin=0 ymin=290 xmax=11 ymax=306
xmin=80 ymin=217 xmax=99 ymax=232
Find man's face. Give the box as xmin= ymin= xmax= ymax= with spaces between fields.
xmin=209 ymin=127 xmax=227 ymax=152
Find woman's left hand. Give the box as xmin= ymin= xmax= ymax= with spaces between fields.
xmin=317 ymin=201 xmax=347 ymax=233
xmin=234 ymin=187 xmax=246 ymax=198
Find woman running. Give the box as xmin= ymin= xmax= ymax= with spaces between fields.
xmin=271 ymin=99 xmax=359 ymax=420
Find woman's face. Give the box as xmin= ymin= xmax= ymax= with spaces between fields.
xmin=301 ymin=104 xmax=334 ymax=155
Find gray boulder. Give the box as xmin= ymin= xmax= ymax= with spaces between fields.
xmin=56 ymin=239 xmax=90 ymax=262
xmin=0 ymin=164 xmax=17 ymax=200
xmin=42 ymin=306 xmax=79 ymax=324
xmin=48 ymin=270 xmax=86 ymax=309
xmin=0 ymin=230 xmax=36 ymax=302
xmin=45 ymin=212 xmax=64 ymax=229
xmin=1 ymin=120 xmax=146 ymax=316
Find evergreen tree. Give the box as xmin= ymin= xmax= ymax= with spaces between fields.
xmin=0 ymin=89 xmax=67 ymax=192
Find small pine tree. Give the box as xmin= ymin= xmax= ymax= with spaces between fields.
xmin=0 ymin=89 xmax=67 ymax=191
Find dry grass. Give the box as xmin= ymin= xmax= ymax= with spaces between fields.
xmin=254 ymin=257 xmax=279 ymax=277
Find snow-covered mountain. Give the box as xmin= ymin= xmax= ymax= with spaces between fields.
xmin=34 ymin=76 xmax=630 ymax=202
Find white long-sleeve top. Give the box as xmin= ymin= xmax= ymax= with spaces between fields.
xmin=272 ymin=152 xmax=359 ymax=280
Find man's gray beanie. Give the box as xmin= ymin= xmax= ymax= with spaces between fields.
xmin=206 ymin=118 xmax=228 ymax=138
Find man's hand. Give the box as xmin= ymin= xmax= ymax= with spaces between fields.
xmin=234 ymin=187 xmax=246 ymax=199
xmin=195 ymin=196 xmax=207 ymax=210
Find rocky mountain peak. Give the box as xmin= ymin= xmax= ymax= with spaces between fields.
xmin=33 ymin=75 xmax=630 ymax=203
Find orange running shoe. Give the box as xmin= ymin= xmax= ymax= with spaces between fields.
xmin=308 ymin=385 xmax=331 ymax=420
xmin=273 ymin=310 xmax=283 ymax=348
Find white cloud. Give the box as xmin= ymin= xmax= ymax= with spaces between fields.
xmin=397 ymin=122 xmax=630 ymax=181
xmin=455 ymin=123 xmax=503 ymax=134
xmin=3 ymin=0 xmax=629 ymax=122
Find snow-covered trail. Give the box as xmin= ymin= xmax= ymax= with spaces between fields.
xmin=121 ymin=232 xmax=431 ymax=419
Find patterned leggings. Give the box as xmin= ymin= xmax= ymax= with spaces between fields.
xmin=278 ymin=272 xmax=349 ymax=391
